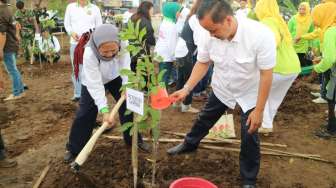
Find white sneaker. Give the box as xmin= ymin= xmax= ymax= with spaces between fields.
xmin=312 ymin=97 xmax=327 ymax=104
xmin=310 ymin=92 xmax=321 ymax=98
xmin=4 ymin=93 xmax=25 ymax=101
xmin=181 ymin=104 xmax=200 ymax=113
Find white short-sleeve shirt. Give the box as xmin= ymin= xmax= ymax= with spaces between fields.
xmin=197 ymin=17 xmax=276 ymax=112
xmin=64 ymin=3 xmax=103 ymax=44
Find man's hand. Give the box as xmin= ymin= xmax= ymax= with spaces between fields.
xmin=169 ymin=88 xmax=189 ymax=103
xmin=246 ymin=109 xmax=263 ymax=134
xmin=71 ymin=32 xmax=80 ymax=41
xmin=103 ymin=112 xmax=116 ymax=129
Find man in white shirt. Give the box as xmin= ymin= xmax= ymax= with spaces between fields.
xmin=167 ymin=0 xmax=276 ymax=187
xmin=64 ymin=0 xmax=102 ymax=101
xmin=235 ymin=0 xmax=250 ymax=18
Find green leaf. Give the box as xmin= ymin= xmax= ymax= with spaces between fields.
xmin=120 ymin=69 xmax=136 ymax=77
xmin=151 ymin=125 xmax=160 ymax=141
xmin=150 ymin=74 xmax=157 ymax=85
xmin=119 ymin=122 xmax=133 ymax=133
xmin=138 ymin=122 xmax=149 ymax=131
xmin=135 ymin=20 xmax=140 ymax=37
xmin=124 ymin=110 xmax=133 ymax=116
xmin=139 ymin=27 xmax=147 ymax=42
xmin=157 ymin=69 xmax=167 ymax=83
xmin=127 ymin=20 xmax=135 ymax=34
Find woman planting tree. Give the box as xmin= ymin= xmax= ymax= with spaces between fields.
xmin=64 ymin=24 xmax=150 ymax=163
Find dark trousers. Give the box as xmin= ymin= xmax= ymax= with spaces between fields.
xmin=66 ymin=77 xmax=142 ymax=155
xmin=184 ymin=92 xmax=260 ymax=185
xmin=320 ymin=70 xmax=331 ymax=99
xmin=297 ymin=53 xmax=312 ymax=67
xmin=176 ymin=53 xmax=194 ymax=105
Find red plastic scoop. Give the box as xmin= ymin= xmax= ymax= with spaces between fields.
xmin=150 ymin=87 xmax=173 ymax=110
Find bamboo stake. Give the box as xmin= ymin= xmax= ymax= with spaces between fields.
xmin=32 ymin=165 xmax=50 ymax=188
xmin=151 ymin=112 xmax=161 ymax=187
xmin=200 ymin=145 xmax=333 ymax=164
xmin=162 ymin=130 xmax=287 ymax=148
xmin=261 ymin=147 xmax=321 ymax=158
xmin=132 ymin=118 xmax=138 ymax=188
xmin=104 ymin=135 xmax=226 ymax=144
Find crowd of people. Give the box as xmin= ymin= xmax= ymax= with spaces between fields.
xmin=1 ymin=0 xmax=336 ymax=187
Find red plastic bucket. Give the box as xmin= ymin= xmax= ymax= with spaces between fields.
xmin=169 ymin=177 xmax=218 ymax=188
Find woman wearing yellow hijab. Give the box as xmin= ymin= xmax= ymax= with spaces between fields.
xmin=311 ymin=2 xmax=336 ymax=138
xmin=288 ymin=2 xmax=314 ymax=67
xmin=254 ymin=0 xmax=301 ymax=134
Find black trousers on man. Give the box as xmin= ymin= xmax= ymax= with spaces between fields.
xmin=184 ymin=92 xmax=260 ymax=185
xmin=66 ymin=77 xmax=142 ymax=155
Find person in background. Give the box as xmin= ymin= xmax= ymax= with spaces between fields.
xmin=288 ymin=2 xmax=314 ymax=67
xmin=310 ymin=2 xmax=336 ymax=138
xmin=235 ymin=0 xmax=250 ymax=18
xmin=176 ymin=0 xmax=191 ymax=35
xmin=130 ymin=1 xmax=156 ymax=72
xmin=0 ymin=0 xmax=18 ymax=168
xmin=154 ymin=2 xmax=181 ymax=86
xmin=64 ymin=24 xmax=150 ymax=163
xmin=1 ymin=0 xmax=25 ymax=101
xmin=123 ymin=7 xmax=136 ymax=25
xmin=64 ymin=0 xmax=102 ymax=102
xmin=15 ymin=0 xmax=39 ymax=63
xmin=174 ymin=0 xmax=204 ymax=113
xmin=254 ymin=0 xmax=301 ymax=134
xmin=35 ymin=27 xmax=61 ymax=63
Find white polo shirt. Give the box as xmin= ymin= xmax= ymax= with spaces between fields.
xmin=197 ymin=17 xmax=276 ymax=112
xmin=64 ymin=3 xmax=103 ymax=44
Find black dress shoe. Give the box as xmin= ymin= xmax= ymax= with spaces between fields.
xmin=64 ymin=151 xmax=77 ymax=164
xmin=242 ymin=185 xmax=256 ymax=188
xmin=167 ymin=143 xmax=197 ymax=155
xmin=138 ymin=142 xmax=151 ymax=153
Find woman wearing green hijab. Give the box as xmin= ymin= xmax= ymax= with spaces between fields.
xmin=154 ymin=2 xmax=182 ymax=86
